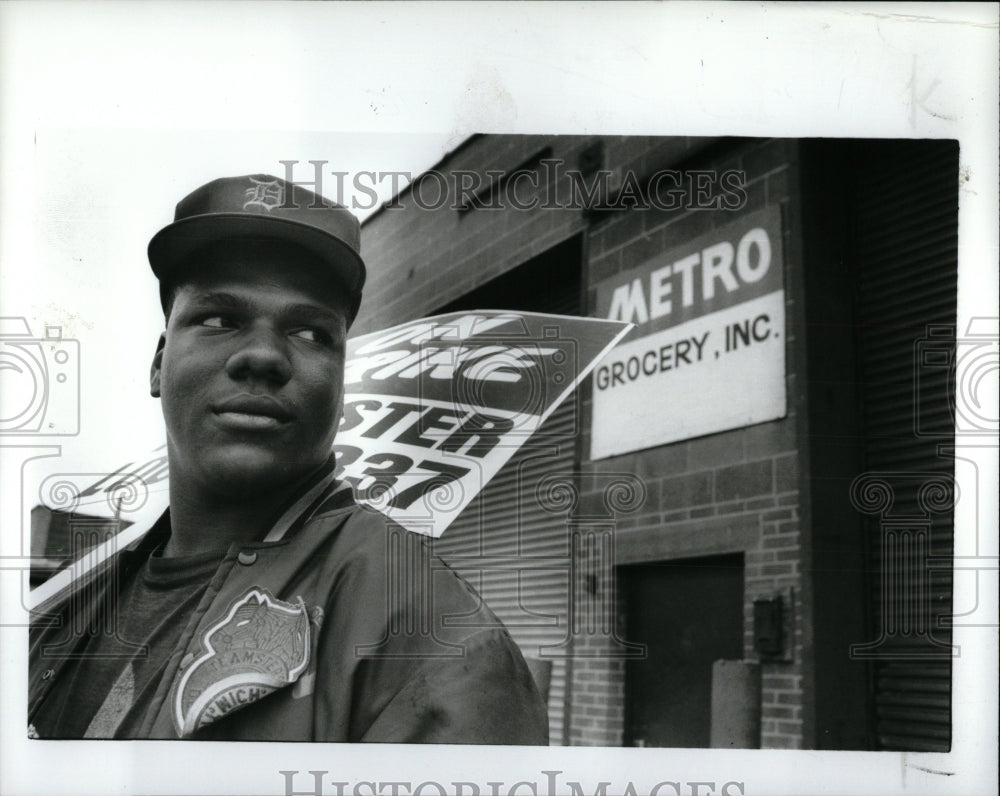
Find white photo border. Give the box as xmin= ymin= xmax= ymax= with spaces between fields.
xmin=1 ymin=3 xmax=996 ymax=795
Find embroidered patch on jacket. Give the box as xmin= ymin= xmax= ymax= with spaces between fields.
xmin=173 ymin=587 xmax=310 ymax=737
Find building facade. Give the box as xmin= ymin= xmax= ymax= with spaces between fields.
xmin=353 ymin=135 xmax=958 ymax=750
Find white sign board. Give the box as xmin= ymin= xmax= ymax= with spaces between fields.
xmin=591 ymin=208 xmax=787 ymax=459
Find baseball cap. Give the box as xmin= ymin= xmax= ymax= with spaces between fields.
xmin=148 ymin=174 xmax=366 ymax=321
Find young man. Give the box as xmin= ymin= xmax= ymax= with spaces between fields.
xmin=28 ymin=175 xmax=549 ymax=743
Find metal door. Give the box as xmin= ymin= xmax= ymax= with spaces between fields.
xmin=622 ymin=553 xmax=744 ymax=748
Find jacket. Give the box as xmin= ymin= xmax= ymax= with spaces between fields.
xmin=28 ymin=483 xmax=549 ymax=743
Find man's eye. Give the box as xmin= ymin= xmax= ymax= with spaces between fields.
xmin=200 ymin=316 xmax=232 ymax=329
xmin=292 ymin=328 xmax=328 ymax=343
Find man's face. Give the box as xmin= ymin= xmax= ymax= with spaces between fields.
xmin=150 ymin=241 xmax=349 ymax=498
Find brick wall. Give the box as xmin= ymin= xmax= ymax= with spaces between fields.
xmin=359 ymin=136 xmax=810 ymax=749
xmin=357 ymin=135 xmax=716 ymax=333
xmin=357 ymin=135 xmax=584 ymax=333
xmin=576 ymin=138 xmax=806 ymax=748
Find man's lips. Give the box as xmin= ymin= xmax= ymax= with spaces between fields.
xmin=212 ymin=395 xmax=294 ymax=430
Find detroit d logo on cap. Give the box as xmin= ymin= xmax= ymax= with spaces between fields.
xmin=243 ymin=176 xmax=285 ymax=212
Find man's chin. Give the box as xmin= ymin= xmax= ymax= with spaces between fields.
xmin=196 ymin=453 xmax=315 ymax=500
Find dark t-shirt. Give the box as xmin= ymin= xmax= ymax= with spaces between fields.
xmin=31 ymin=546 xmax=222 ymax=739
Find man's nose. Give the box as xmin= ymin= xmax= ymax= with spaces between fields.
xmin=225 ymin=325 xmax=293 ymax=385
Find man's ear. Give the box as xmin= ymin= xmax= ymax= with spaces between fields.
xmin=150 ymin=333 xmax=166 ymax=397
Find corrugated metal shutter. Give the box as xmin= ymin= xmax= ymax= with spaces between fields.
xmin=434 ymin=406 xmax=576 ymax=745
xmin=431 ymin=244 xmax=581 ymax=745
xmin=853 ymin=140 xmax=958 ymax=751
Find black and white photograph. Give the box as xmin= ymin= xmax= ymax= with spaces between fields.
xmin=1 ymin=3 xmax=997 ymax=795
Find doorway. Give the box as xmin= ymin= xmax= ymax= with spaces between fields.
xmin=621 ymin=553 xmax=745 ymax=747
